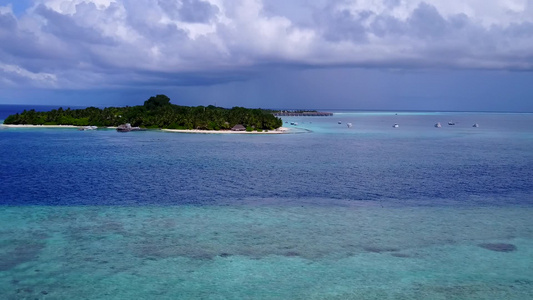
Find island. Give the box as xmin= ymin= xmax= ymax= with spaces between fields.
xmin=2 ymin=95 xmax=284 ymax=133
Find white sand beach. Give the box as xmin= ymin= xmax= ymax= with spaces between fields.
xmin=0 ymin=124 xmax=290 ymax=134
xmin=162 ymin=127 xmax=289 ymax=134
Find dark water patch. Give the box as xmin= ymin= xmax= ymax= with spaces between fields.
xmin=66 ymin=222 xmax=128 ymax=244
xmin=136 ymin=244 xmax=169 ymax=259
xmin=391 ymin=253 xmax=411 ymax=258
xmin=478 ymin=243 xmax=517 ymax=252
xmin=284 ymin=251 xmax=301 ymax=257
xmin=135 ymin=242 xmax=310 ymax=260
xmin=513 ymin=279 xmax=533 ymax=286
xmin=0 ymin=241 xmax=45 ymax=271
xmin=16 ymin=287 xmax=34 ymax=294
xmin=98 ymin=221 xmax=125 ymax=233
xmin=416 ymin=282 xmax=532 ymax=299
xmin=135 ymin=243 xmax=216 ymax=260
xmin=363 ymin=246 xmax=400 ymax=253
xmin=187 ymin=251 xmax=214 ymax=260
xmin=13 ymin=286 xmax=51 ymax=299
xmin=133 ymin=242 xmax=406 ymax=260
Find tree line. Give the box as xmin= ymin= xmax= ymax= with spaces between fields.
xmin=3 ymin=95 xmax=283 ymax=131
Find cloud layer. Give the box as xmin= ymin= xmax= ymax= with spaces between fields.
xmin=1 ymin=0 xmax=532 ymax=89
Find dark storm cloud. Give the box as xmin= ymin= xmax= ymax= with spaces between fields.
xmin=35 ymin=4 xmax=113 ymax=44
xmin=317 ymin=7 xmax=370 ymax=42
xmin=0 ymin=8 xmax=66 ymax=76
xmin=130 ymin=69 xmax=250 ymax=87
xmin=0 ymin=10 xmax=34 ymax=55
xmin=408 ymin=2 xmax=447 ymax=38
xmin=299 ymin=1 xmax=532 ymax=70
xmin=316 ymin=2 xmax=451 ymax=42
xmin=0 ymin=0 xmax=532 ymax=92
xmin=369 ymin=14 xmax=405 ymax=37
xmin=0 ymin=8 xmax=17 ymax=29
xmin=120 ymin=1 xmax=188 ymax=40
xmin=0 ymin=10 xmax=31 ymax=58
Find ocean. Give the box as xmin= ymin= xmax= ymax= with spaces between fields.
xmin=1 ymin=105 xmax=532 ymax=299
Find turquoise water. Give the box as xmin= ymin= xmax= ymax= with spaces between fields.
xmin=1 ymin=205 xmax=532 ymax=299
xmin=1 ymin=106 xmax=532 ymax=299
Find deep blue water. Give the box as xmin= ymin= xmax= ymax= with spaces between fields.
xmin=1 ymin=105 xmax=533 ymax=299
xmin=1 ymin=106 xmax=532 ymax=206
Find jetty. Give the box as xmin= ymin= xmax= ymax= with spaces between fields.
xmin=273 ymin=111 xmax=333 ymax=117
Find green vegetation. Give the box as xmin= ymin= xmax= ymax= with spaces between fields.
xmin=3 ymin=95 xmax=283 ymax=130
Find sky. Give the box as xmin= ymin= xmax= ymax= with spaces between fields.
xmin=0 ymin=0 xmax=532 ymax=111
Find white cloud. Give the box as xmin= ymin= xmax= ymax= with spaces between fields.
xmin=0 ymin=4 xmax=14 ymax=14
xmin=0 ymin=63 xmax=57 ymax=86
xmin=35 ymin=0 xmax=116 ymax=14
xmin=0 ymin=0 xmax=532 ymax=89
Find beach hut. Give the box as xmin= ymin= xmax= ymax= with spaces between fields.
xmin=231 ymin=124 xmax=246 ymax=131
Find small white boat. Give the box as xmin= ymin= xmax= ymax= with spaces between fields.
xmin=448 ymin=121 xmax=456 ymax=125
xmin=338 ymin=121 xmax=342 ymax=124
xmin=392 ymin=123 xmax=399 ymax=128
xmin=435 ymin=122 xmax=441 ymax=128
xmin=116 ymin=123 xmax=145 ymax=132
xmin=472 ymin=123 xmax=479 ymax=127
xmin=346 ymin=123 xmax=353 ymax=128
xmin=79 ymin=125 xmax=98 ymax=131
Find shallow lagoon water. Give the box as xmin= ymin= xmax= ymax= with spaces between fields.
xmin=1 ymin=107 xmax=532 ymax=299
xmin=1 ymin=205 xmax=532 ymax=299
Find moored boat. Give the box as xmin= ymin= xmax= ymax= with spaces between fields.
xmin=117 ymin=123 xmax=145 ymax=132
xmin=79 ymin=126 xmax=98 ymax=131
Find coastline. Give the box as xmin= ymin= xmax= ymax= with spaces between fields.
xmin=162 ymin=127 xmax=289 ymax=134
xmin=1 ymin=124 xmax=290 ymax=134
xmin=1 ymin=124 xmax=79 ymax=128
